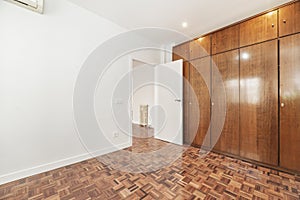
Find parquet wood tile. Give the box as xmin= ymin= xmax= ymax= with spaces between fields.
xmin=1 ymin=136 xmax=300 ymax=199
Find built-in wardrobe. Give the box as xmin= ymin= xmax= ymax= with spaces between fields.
xmin=173 ymin=0 xmax=300 ymax=173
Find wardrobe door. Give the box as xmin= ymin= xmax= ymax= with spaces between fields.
xmin=279 ymin=1 xmax=300 ymax=37
xmin=173 ymin=42 xmax=189 ymax=61
xmin=211 ymin=50 xmax=239 ymax=155
xmin=240 ymin=11 xmax=278 ymax=47
xmin=280 ymin=33 xmax=300 ymax=172
xmin=189 ymin=35 xmax=211 ymax=60
xmin=212 ymin=25 xmax=239 ymax=54
xmin=240 ymin=40 xmax=278 ymax=165
xmin=183 ymin=62 xmax=192 ymax=144
xmin=189 ymin=57 xmax=211 ymax=148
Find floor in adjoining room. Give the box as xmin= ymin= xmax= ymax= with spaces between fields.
xmin=0 ymin=127 xmax=300 ymax=200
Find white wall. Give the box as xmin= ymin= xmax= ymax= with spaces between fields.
xmin=161 ymin=43 xmax=175 ymax=64
xmin=0 ymin=0 xmax=131 ymax=184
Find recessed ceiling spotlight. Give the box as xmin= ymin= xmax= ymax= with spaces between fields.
xmin=182 ymin=22 xmax=188 ymax=28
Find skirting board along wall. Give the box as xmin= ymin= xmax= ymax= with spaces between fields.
xmin=0 ymin=142 xmax=131 ymax=185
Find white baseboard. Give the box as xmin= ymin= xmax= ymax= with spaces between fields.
xmin=154 ymin=135 xmax=183 ymax=146
xmin=132 ymin=121 xmax=153 ymax=128
xmin=132 ymin=121 xmax=140 ymax=125
xmin=0 ymin=142 xmax=131 ymax=185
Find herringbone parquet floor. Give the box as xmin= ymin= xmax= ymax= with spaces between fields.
xmin=0 ymin=129 xmax=299 ymax=199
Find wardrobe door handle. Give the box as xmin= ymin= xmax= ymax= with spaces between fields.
xmin=281 ymin=103 xmax=285 ymax=108
xmin=283 ymin=20 xmax=287 ymax=24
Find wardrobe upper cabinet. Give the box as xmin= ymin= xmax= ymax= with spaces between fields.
xmin=173 ymin=42 xmax=189 ymax=61
xmin=212 ymin=25 xmax=239 ymax=54
xmin=279 ymin=1 xmax=300 ymax=37
xmin=189 ymin=57 xmax=211 ymax=148
xmin=189 ymin=35 xmax=211 ymax=60
xmin=211 ymin=50 xmax=239 ymax=156
xmin=280 ymin=33 xmax=300 ymax=172
xmin=240 ymin=11 xmax=278 ymax=47
xmin=239 ymin=40 xmax=278 ymax=165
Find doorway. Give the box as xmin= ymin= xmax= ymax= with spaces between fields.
xmin=130 ymin=59 xmax=183 ymax=145
xmin=131 ymin=59 xmax=155 ymax=138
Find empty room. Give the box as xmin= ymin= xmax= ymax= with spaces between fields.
xmin=0 ymin=0 xmax=299 ymax=199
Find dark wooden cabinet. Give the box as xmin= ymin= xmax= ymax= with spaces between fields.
xmin=183 ymin=62 xmax=192 ymax=144
xmin=211 ymin=50 xmax=239 ymax=156
xmin=279 ymin=1 xmax=300 ymax=37
xmin=280 ymin=33 xmax=300 ymax=172
xmin=189 ymin=35 xmax=211 ymax=60
xmin=240 ymin=11 xmax=277 ymax=47
xmin=212 ymin=25 xmax=239 ymax=54
xmin=173 ymin=1 xmax=300 ymax=173
xmin=239 ymin=40 xmax=278 ymax=165
xmin=172 ymin=42 xmax=189 ymax=61
xmin=189 ymin=57 xmax=211 ymax=148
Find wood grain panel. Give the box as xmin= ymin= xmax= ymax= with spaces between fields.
xmin=240 ymin=11 xmax=278 ymax=47
xmin=173 ymin=42 xmax=189 ymax=61
xmin=189 ymin=35 xmax=211 ymax=60
xmin=280 ymin=33 xmax=300 ymax=172
xmin=211 ymin=50 xmax=239 ymax=156
xmin=183 ymin=61 xmax=191 ymax=144
xmin=239 ymin=40 xmax=278 ymax=165
xmin=189 ymin=57 xmax=211 ymax=148
xmin=279 ymin=1 xmax=300 ymax=37
xmin=212 ymin=25 xmax=239 ymax=54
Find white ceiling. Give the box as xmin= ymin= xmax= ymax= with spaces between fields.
xmin=68 ymin=0 xmax=292 ymax=44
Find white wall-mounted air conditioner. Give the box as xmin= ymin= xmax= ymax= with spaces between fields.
xmin=4 ymin=0 xmax=44 ymax=14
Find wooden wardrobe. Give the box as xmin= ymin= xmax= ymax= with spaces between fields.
xmin=173 ymin=0 xmax=300 ymax=173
